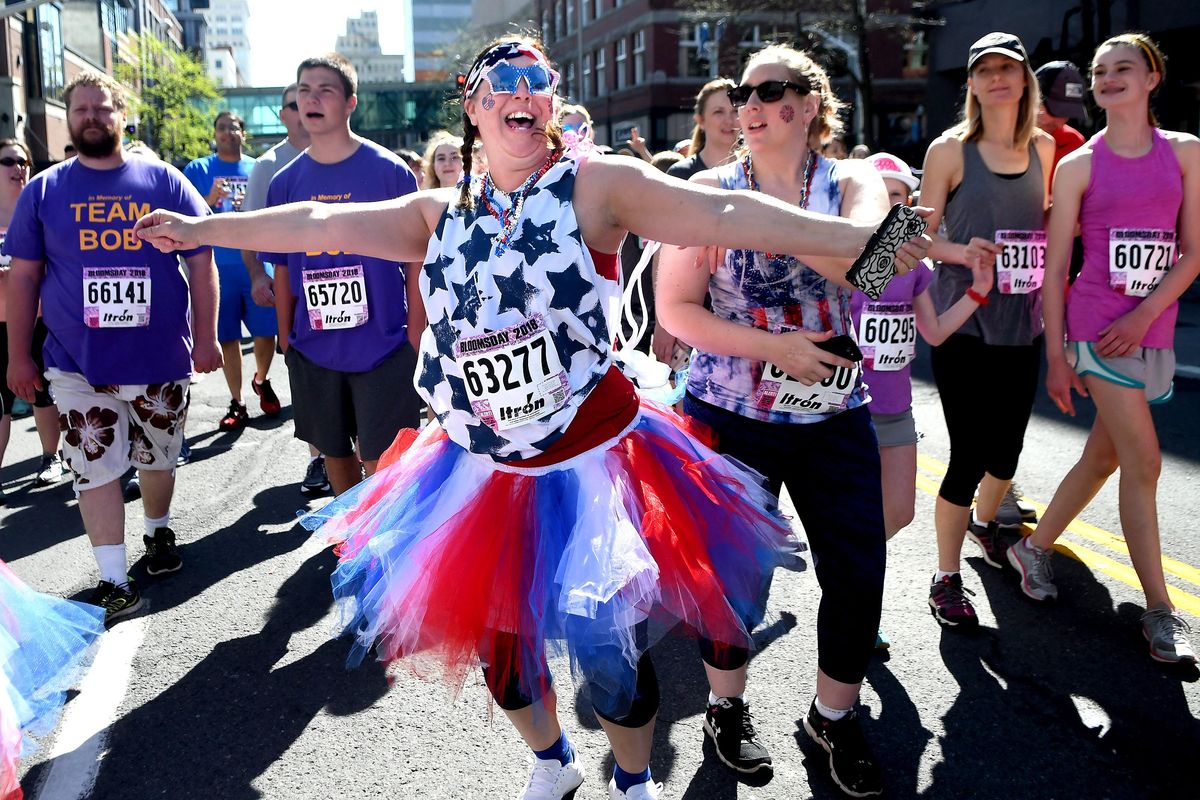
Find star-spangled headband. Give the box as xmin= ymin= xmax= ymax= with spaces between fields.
xmin=462 ymin=41 xmax=555 ymax=97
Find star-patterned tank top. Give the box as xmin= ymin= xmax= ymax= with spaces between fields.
xmin=415 ymin=155 xmax=620 ymax=461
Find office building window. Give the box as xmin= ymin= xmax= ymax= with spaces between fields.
xmin=565 ymin=61 xmax=575 ymax=100
xmin=582 ymin=52 xmax=591 ymax=101
xmin=633 ymin=30 xmax=645 ymax=84
xmin=595 ymin=46 xmax=605 ymax=97
xmin=566 ymin=0 xmax=574 ymax=33
xmin=541 ymin=10 xmax=550 ymax=43
xmin=38 ymin=4 xmax=64 ymax=102
xmin=615 ymin=37 xmax=627 ymax=91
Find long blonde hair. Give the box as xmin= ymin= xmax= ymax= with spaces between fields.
xmin=951 ymin=41 xmax=1040 ymax=148
xmin=421 ymin=130 xmax=464 ymax=189
xmin=688 ymin=78 xmax=735 ymax=157
xmin=740 ymin=45 xmax=845 ymax=151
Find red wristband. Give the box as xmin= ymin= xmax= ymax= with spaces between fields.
xmin=966 ymin=287 xmax=989 ymax=306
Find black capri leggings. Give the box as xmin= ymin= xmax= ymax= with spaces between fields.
xmin=930 ymin=333 xmax=1043 ymax=507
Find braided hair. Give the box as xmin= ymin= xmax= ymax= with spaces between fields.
xmin=456 ymin=34 xmax=565 ymax=211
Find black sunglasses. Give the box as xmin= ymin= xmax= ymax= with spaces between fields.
xmin=0 ymin=156 xmax=28 ymax=168
xmin=727 ymin=80 xmax=811 ymax=108
xmin=283 ymin=101 xmax=299 ymax=111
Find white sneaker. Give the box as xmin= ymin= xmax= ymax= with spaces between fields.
xmin=608 ymin=777 xmax=663 ymax=799
xmin=519 ymin=756 xmax=585 ymax=800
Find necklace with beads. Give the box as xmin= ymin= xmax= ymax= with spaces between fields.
xmin=479 ymin=148 xmax=562 ymax=256
xmin=743 ymin=149 xmax=816 ymax=260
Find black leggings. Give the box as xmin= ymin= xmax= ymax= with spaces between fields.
xmin=930 ymin=333 xmax=1043 ymax=507
xmin=685 ymin=398 xmax=886 ymax=686
xmin=481 ymin=636 xmax=660 ymax=729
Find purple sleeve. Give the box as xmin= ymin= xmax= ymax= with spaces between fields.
xmin=169 ymin=165 xmax=213 ymax=259
xmin=3 ymin=176 xmax=45 ymax=261
xmin=396 ymin=161 xmax=418 ymax=196
xmin=913 ymin=261 xmax=935 ymax=297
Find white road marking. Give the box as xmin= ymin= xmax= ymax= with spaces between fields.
xmin=34 ymin=618 xmax=145 ymax=800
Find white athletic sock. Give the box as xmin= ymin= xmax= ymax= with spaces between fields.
xmin=93 ymin=544 xmax=128 ymax=586
xmin=934 ymin=570 xmax=958 ymax=583
xmin=144 ymin=513 xmax=170 ymax=538
xmin=814 ymin=698 xmax=849 ymax=722
xmin=708 ymin=691 xmax=745 ymax=705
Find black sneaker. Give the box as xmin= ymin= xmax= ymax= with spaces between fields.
xmin=144 ymin=527 xmax=183 ymax=575
xmin=803 ymin=700 xmax=883 ymax=798
xmin=88 ymin=579 xmax=143 ymax=624
xmin=704 ymin=696 xmax=772 ymax=773
xmin=966 ymin=517 xmax=1008 ymax=569
xmin=300 ymin=456 xmax=331 ymax=496
xmin=928 ymin=573 xmax=979 ymax=629
xmin=219 ymin=400 xmax=249 ymax=431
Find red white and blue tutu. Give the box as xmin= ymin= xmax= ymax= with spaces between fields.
xmin=0 ymin=560 xmax=105 ymax=800
xmin=302 ymin=400 xmax=798 ymax=715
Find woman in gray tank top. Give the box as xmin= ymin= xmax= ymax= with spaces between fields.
xmin=916 ymin=32 xmax=1055 ymax=629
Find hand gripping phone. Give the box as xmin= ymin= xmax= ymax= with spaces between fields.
xmin=846 ymin=204 xmax=928 ymax=300
xmin=814 ymin=334 xmax=863 ymax=367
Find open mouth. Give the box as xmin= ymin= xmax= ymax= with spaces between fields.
xmin=505 ymin=111 xmax=535 ymax=130
xmin=747 ymin=121 xmax=767 ymax=132
xmin=305 ymin=112 xmax=325 ymax=120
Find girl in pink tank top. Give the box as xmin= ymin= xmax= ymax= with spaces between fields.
xmin=1011 ymin=34 xmax=1200 ymax=664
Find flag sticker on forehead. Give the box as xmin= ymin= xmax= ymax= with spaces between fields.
xmin=464 ymin=41 xmax=558 ymax=97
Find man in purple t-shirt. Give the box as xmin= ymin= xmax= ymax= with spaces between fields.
xmin=5 ymin=72 xmax=220 ymax=622
xmin=261 ymin=54 xmax=420 ymax=495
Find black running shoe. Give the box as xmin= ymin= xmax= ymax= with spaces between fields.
xmin=803 ymin=700 xmax=883 ymax=798
xmin=219 ymin=400 xmax=249 ymax=431
xmin=88 ymin=579 xmax=143 ymax=624
xmin=966 ymin=518 xmax=1008 ymax=569
xmin=300 ymin=456 xmax=331 ymax=496
xmin=704 ymin=696 xmax=772 ymax=773
xmin=144 ymin=527 xmax=183 ymax=575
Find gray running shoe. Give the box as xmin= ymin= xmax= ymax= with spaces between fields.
xmin=1141 ymin=606 xmax=1196 ymax=664
xmin=994 ymin=484 xmax=1037 ymax=529
xmin=1007 ymin=537 xmax=1058 ymax=601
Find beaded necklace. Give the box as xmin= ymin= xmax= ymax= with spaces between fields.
xmin=742 ymin=149 xmax=816 ymax=260
xmin=479 ymin=148 xmax=562 ymax=256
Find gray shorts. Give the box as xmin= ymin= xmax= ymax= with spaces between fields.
xmin=1068 ymin=341 xmax=1175 ymax=404
xmin=285 ymin=344 xmax=421 ymax=461
xmin=871 ymin=407 xmax=918 ymax=448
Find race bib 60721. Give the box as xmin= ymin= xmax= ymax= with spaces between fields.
xmin=1109 ymin=228 xmax=1175 ymax=298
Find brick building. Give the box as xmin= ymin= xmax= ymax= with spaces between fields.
xmin=533 ymin=0 xmax=929 ymax=156
xmin=0 ymin=0 xmax=184 ymax=166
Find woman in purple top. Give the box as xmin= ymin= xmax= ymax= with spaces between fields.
xmin=1006 ymin=34 xmax=1200 ymax=665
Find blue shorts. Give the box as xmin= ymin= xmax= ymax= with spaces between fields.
xmin=1068 ymin=340 xmax=1174 ymax=405
xmin=217 ymin=261 xmax=277 ymax=343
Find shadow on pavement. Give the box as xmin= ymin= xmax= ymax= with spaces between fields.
xmin=926 ymin=552 xmax=1199 ymax=798
xmin=32 ymin=547 xmax=389 ymax=800
xmin=571 ymin=610 xmax=799 ymax=798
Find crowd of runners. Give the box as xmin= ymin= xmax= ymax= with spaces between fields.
xmin=0 ymin=25 xmax=1196 ymax=800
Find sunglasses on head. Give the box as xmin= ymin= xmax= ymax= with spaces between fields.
xmin=283 ymin=101 xmax=299 ymax=111
xmin=0 ymin=156 xmax=28 ymax=168
xmin=483 ymin=62 xmax=559 ymax=96
xmin=727 ymin=80 xmax=811 ymax=108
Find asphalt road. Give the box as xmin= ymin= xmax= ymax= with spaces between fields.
xmin=3 ymin=339 xmax=1198 ymax=800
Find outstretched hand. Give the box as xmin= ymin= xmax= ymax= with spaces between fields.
xmin=134 ymin=210 xmax=203 ymax=253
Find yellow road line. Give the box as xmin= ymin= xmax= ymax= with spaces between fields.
xmin=917 ymin=453 xmax=1200 ymax=589
xmin=914 ymin=453 xmax=1200 ymax=616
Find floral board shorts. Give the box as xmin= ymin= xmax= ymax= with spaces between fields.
xmin=47 ymin=368 xmax=190 ymax=490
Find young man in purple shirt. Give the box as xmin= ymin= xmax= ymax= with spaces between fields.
xmin=262 ymin=53 xmax=420 ymax=495
xmin=5 ymin=72 xmax=221 ymax=622
xmin=184 ymin=111 xmax=279 ymax=430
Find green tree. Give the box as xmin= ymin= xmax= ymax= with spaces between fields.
xmin=114 ymin=34 xmax=221 ymax=164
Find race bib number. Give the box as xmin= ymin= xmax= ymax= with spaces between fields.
xmin=858 ymin=302 xmax=915 ymax=372
xmin=220 ymin=176 xmax=248 ymax=213
xmin=757 ymin=361 xmax=860 ymax=415
xmin=995 ymin=229 xmax=1045 ymax=294
xmin=303 ymin=265 xmax=369 ymax=330
xmin=1109 ymin=229 xmax=1175 ymax=298
xmin=83 ymin=266 xmax=150 ymax=328
xmin=454 ymin=315 xmax=570 ymax=431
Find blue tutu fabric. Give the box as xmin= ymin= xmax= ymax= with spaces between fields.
xmin=0 ymin=560 xmax=104 ymax=798
xmin=302 ymin=400 xmax=798 ymax=718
